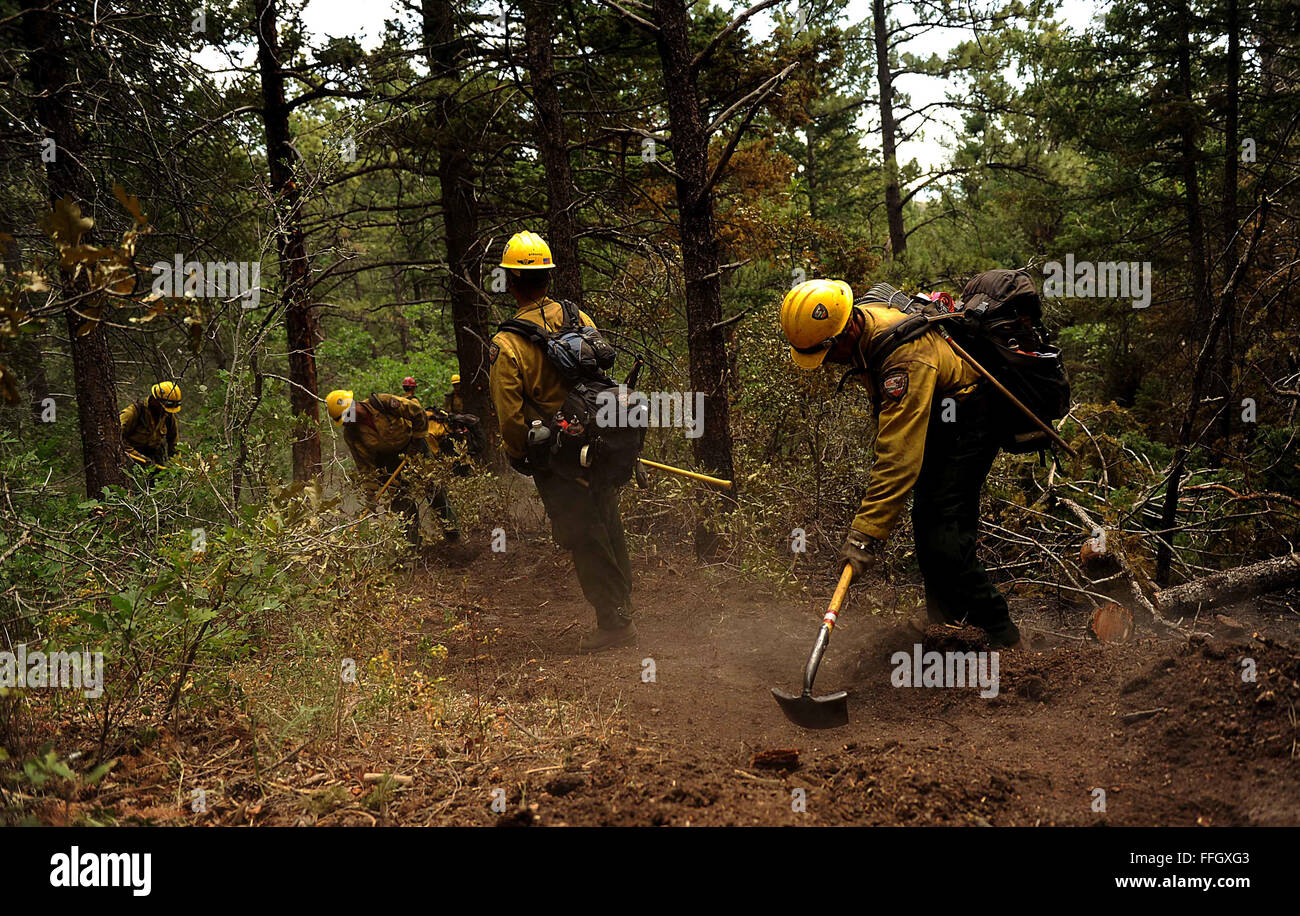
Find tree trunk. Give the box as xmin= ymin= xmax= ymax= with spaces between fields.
xmin=872 ymin=0 xmax=906 ymax=259
xmin=1156 ymin=4 xmax=1214 ymax=584
xmin=423 ymin=0 xmax=495 ymax=441
xmin=524 ymin=0 xmax=583 ymax=307
xmin=1214 ymin=0 xmax=1241 ymax=446
xmin=255 ymin=0 xmax=321 ymax=482
xmin=651 ymin=0 xmax=738 ymax=557
xmin=21 ymin=0 xmax=124 ymax=498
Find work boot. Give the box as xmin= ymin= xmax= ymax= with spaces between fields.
xmin=577 ymin=620 xmax=638 ymax=653
xmin=983 ymin=620 xmax=1021 ymax=650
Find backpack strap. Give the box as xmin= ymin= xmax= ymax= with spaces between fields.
xmin=497 ymin=300 xmax=581 ymax=344
xmin=864 ymin=313 xmax=934 ymax=374
xmin=497 ymin=317 xmax=550 ymax=347
xmin=836 ymin=313 xmax=962 ymax=394
xmin=556 ymin=299 xmax=582 ymax=330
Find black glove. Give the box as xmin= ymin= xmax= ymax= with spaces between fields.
xmin=838 ymin=532 xmax=883 ymax=578
xmin=508 ymin=453 xmax=533 ymax=476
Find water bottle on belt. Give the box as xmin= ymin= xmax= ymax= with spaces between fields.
xmin=526 ymin=419 xmax=553 ymax=471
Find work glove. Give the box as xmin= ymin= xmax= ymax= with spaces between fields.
xmin=838 ymin=532 xmax=883 ymax=578
xmin=406 ymin=436 xmax=432 ymax=459
xmin=508 ymin=453 xmax=533 ymax=477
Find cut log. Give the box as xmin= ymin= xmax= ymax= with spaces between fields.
xmin=1153 ymin=553 xmax=1300 ymax=618
xmin=1061 ymin=498 xmax=1165 ymax=627
xmin=1090 ymin=603 xmax=1134 ymax=643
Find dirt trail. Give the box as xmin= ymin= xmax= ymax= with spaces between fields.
xmin=407 ymin=539 xmax=1300 ymax=826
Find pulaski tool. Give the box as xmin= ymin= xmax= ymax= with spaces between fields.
xmin=772 ymin=565 xmax=855 ymax=729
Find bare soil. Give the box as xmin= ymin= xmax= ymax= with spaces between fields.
xmin=382 ymin=538 xmax=1300 ymax=826
xmin=20 ymin=536 xmax=1298 ymax=827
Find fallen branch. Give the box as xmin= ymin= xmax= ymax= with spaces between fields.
xmin=363 ymin=772 xmax=413 ymax=787
xmin=1059 ymin=498 xmax=1168 ymax=629
xmin=1153 ymin=553 xmax=1300 ymax=618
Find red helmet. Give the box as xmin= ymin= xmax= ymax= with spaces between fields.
xmin=402 ymin=376 xmax=416 ymax=389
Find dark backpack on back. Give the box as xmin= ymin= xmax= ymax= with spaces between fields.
xmin=862 ymin=270 xmax=1071 ymax=454
xmin=425 ymin=406 xmax=487 ymax=474
xmin=497 ymin=301 xmax=648 ymax=488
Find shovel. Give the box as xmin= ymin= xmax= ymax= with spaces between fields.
xmin=772 ymin=564 xmax=855 ymax=729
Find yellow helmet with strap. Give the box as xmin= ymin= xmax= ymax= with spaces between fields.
xmin=780 ymin=279 xmax=854 ymax=370
xmin=150 ymin=381 xmax=182 ymax=413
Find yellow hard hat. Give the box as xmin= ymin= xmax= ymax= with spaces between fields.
xmin=780 ymin=279 xmax=854 ymax=370
xmin=150 ymin=381 xmax=182 ymax=413
xmin=500 ymin=231 xmax=555 ymax=269
xmin=450 ymin=374 xmax=461 ymax=385
xmin=325 ymin=389 xmax=354 ymax=426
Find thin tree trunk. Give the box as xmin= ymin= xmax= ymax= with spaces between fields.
xmin=255 ymin=0 xmax=321 ymax=482
xmin=1156 ymin=5 xmax=1214 ymax=583
xmin=1214 ymin=0 xmax=1241 ymax=446
xmin=872 ymin=0 xmax=906 ymax=258
xmin=651 ymin=0 xmax=738 ymax=557
xmin=423 ymin=0 xmax=495 ymax=442
xmin=1155 ymin=191 xmax=1269 ymax=587
xmin=21 ymin=0 xmax=124 ymax=498
xmin=524 ymin=0 xmax=583 ymax=307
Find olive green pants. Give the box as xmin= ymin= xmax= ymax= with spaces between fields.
xmin=910 ymin=388 xmax=1019 ymax=647
xmin=533 ymin=470 xmax=633 ymax=630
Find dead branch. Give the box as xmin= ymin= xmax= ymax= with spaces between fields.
xmin=1154 ymin=552 xmax=1300 ymax=618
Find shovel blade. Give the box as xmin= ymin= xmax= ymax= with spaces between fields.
xmin=771 ymin=687 xmax=849 ymax=730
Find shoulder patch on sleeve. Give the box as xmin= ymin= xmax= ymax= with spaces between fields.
xmin=488 ymin=342 xmax=500 ymax=365
xmin=880 ymin=367 xmax=909 ymax=401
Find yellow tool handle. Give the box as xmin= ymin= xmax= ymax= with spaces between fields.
xmin=637 ymin=458 xmax=733 ymax=490
xmin=827 ymin=564 xmax=855 ymax=618
xmin=126 ymin=449 xmax=166 ymax=470
xmin=376 ymin=457 xmax=408 ymax=499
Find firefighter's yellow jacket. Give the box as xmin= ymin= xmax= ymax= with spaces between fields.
xmin=488 ymin=297 xmax=597 ymax=459
xmin=120 ymin=400 xmax=177 ymax=458
xmin=341 ymin=393 xmax=429 ymax=491
xmin=849 ymin=304 xmax=982 ymax=540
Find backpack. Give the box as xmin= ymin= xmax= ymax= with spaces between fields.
xmin=497 ymin=301 xmax=648 ymax=488
xmin=425 ymin=406 xmax=486 ymax=474
xmin=498 ymin=300 xmax=617 ymax=384
xmin=860 ymin=270 xmax=1071 ymax=454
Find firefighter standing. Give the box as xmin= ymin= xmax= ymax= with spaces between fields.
xmin=779 ymin=279 xmax=1020 ymax=648
xmin=487 ymin=231 xmax=636 ymax=652
xmin=402 ymin=376 xmax=420 ymax=404
xmin=326 ymin=389 xmax=459 ymax=546
xmin=120 ymin=381 xmax=182 ymax=470
xmin=444 ymin=374 xmax=463 ymax=414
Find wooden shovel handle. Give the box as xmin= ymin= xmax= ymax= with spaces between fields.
xmin=823 ymin=564 xmax=855 ymax=628
xmin=376 ymin=457 xmax=408 ymax=499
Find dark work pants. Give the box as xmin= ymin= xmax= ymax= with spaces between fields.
xmin=534 ymin=470 xmax=633 ymax=630
xmin=910 ymin=388 xmax=1019 ymax=646
xmin=377 ymin=454 xmax=457 ymax=546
